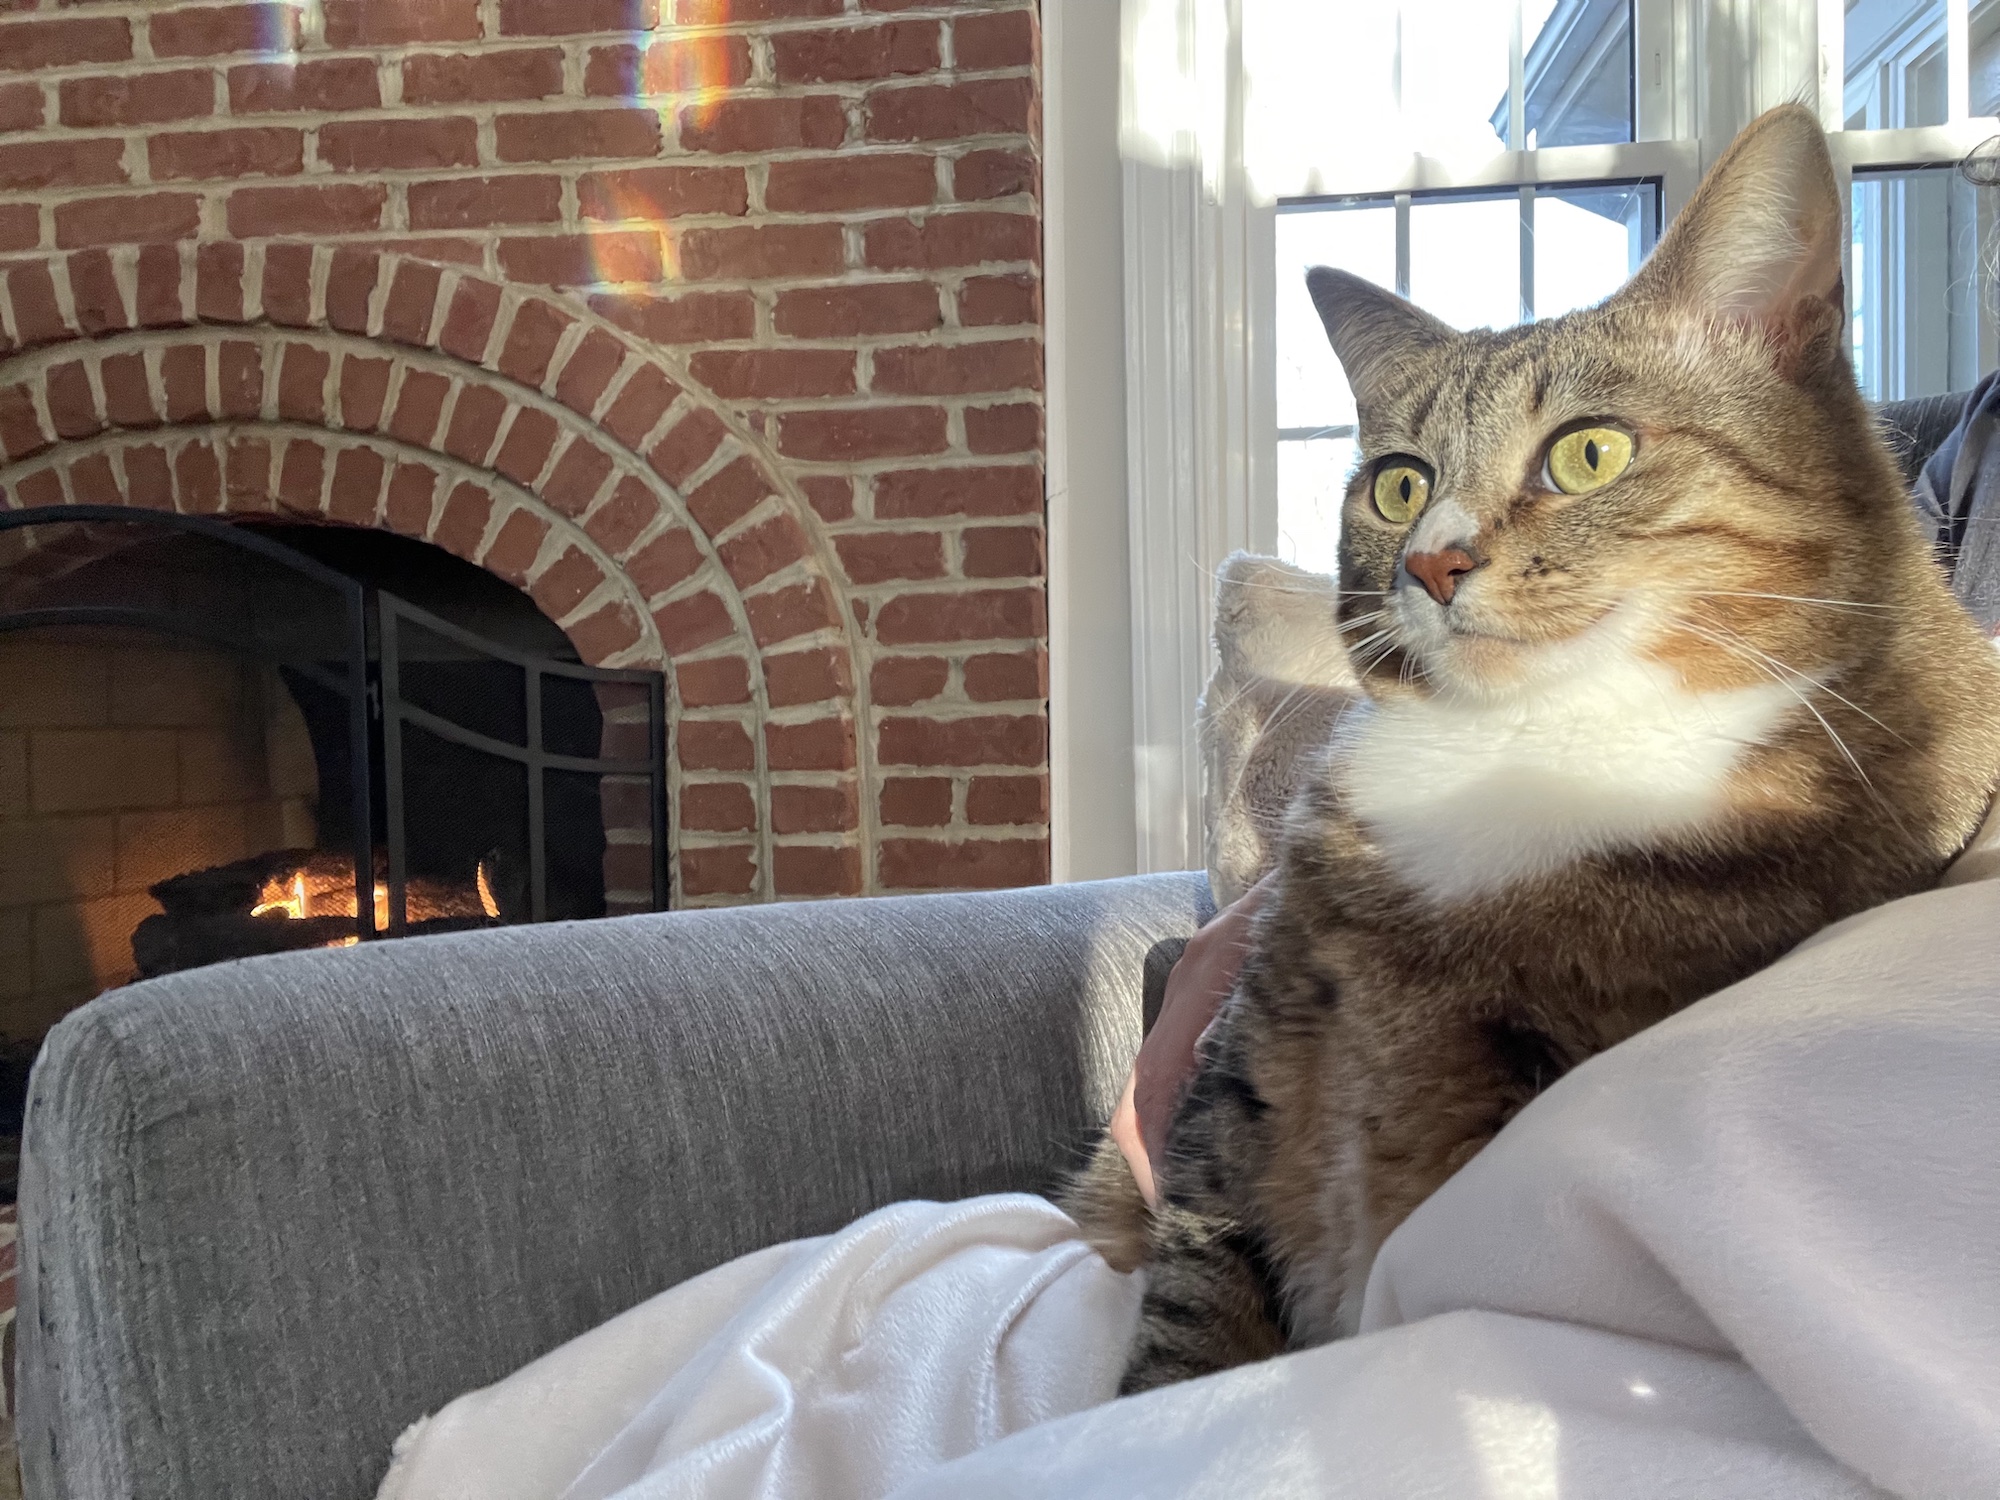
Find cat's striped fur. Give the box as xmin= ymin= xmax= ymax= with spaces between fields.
xmin=1063 ymin=105 xmax=2000 ymax=1393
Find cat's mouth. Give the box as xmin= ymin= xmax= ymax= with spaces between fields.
xmin=1392 ymin=588 xmax=1634 ymax=695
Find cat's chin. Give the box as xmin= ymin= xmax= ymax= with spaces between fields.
xmin=1391 ymin=599 xmax=1646 ymax=702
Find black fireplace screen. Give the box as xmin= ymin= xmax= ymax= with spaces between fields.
xmin=0 ymin=505 xmax=668 ymax=977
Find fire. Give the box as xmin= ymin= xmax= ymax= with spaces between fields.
xmin=252 ymin=873 xmax=308 ymax=920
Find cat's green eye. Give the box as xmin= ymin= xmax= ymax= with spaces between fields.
xmin=1372 ymin=462 xmax=1432 ymax=524
xmin=1546 ymin=425 xmax=1634 ymax=494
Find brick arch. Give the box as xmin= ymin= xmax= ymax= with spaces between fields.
xmin=0 ymin=247 xmax=874 ymax=906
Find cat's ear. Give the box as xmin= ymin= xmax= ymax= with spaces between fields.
xmin=1306 ymin=267 xmax=1455 ymax=403
xmin=1619 ymin=103 xmax=1842 ymax=357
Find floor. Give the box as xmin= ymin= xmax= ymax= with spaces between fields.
xmin=0 ymin=1205 xmax=18 ymax=1497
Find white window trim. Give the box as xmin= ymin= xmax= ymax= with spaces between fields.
xmin=1117 ymin=0 xmax=2000 ymax=874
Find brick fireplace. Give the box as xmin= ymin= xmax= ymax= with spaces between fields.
xmin=0 ymin=0 xmax=1050 ymax=1033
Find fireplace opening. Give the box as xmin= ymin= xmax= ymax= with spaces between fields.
xmin=1 ymin=506 xmax=669 ymax=1032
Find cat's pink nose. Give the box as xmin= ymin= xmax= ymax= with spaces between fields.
xmin=1404 ymin=547 xmax=1481 ymax=605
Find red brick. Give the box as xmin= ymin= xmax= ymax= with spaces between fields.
xmin=745 ymin=578 xmax=837 ymax=646
xmin=579 ymin=165 xmax=747 ymax=221
xmin=627 ymin=526 xmax=704 ymax=596
xmin=55 ymin=194 xmax=201 ymax=249
xmin=153 ymin=4 xmax=297 ymax=56
xmin=162 ymin=346 xmax=209 ymax=422
xmin=836 ymin=531 xmax=944 ymax=583
xmin=778 ymin=406 xmax=947 ymax=461
xmin=964 ymin=648 xmax=1047 ymax=702
xmin=404 ymin=48 xmax=565 ymax=103
xmin=587 ymin=35 xmax=753 ymax=97
xmin=261 ymin=242 xmax=313 ymax=326
xmin=677 ymin=655 xmax=751 ymax=707
xmin=324 ymin=247 xmax=382 ymax=333
xmin=102 ymin=352 xmax=158 ymax=427
xmin=495 ymin=108 xmax=661 ymax=163
xmin=682 ymin=780 xmax=756 ymax=832
xmin=880 ymin=776 xmax=951 ymax=826
xmin=677 ymin=718 xmax=754 ymax=771
xmin=229 ymin=184 xmax=386 ymax=237
xmin=66 ymin=247 xmax=126 ymax=334
xmin=542 ymin=439 xmax=616 ymax=516
xmin=879 ymin=713 xmax=1042 ymax=766
xmin=498 ymin=0 xmax=659 ymax=33
xmin=875 ymin=586 xmax=1043 ymax=645
xmin=871 ymin=655 xmax=948 ymax=706
xmin=960 ymin=272 xmax=1040 ymax=326
xmin=601 ymin=364 xmax=680 ymax=449
xmin=68 ymin=452 xmax=120 ymax=510
xmin=875 ymin=339 xmax=1040 ymax=396
xmin=965 ymin=402 xmax=1040 ymax=454
xmin=966 ymin=773 xmax=1046 ymax=826
xmin=653 ymin=590 xmax=735 ymax=654
xmin=441 ymin=382 xmax=507 ymax=463
xmin=497 ymin=297 xmax=568 ymax=386
xmin=679 ymin=843 xmax=756 ymax=897
xmin=647 ymin=409 xmax=728 ymax=487
xmin=875 ymin=464 xmax=1040 ymax=518
xmin=766 ymin=717 xmax=855 ymax=771
xmin=0 ymin=81 xmax=38 ymax=132
xmin=484 ymin=506 xmax=550 ymax=584
xmin=152 ymin=127 xmax=302 ymax=182
xmin=568 ymin=601 xmax=643 ymax=663
xmin=0 ymin=139 xmax=125 ymax=192
xmin=321 ymin=118 xmax=478 ymax=172
xmin=46 ymin=362 xmax=99 ymax=440
xmin=678 ymin=0 xmax=840 ymax=19
xmin=324 ymin=0 xmax=480 ymax=46
xmin=715 ymin=513 xmax=807 ymax=590
xmin=555 ymin=329 xmax=628 ymax=416
xmin=337 ymin=355 xmax=393 ymax=430
xmin=328 ymin=445 xmax=388 ymax=524
xmin=383 ymin=236 xmax=504 ymax=266
xmin=954 ymin=9 xmax=1037 ymax=70
xmin=771 ymin=21 xmax=937 ymax=83
xmin=230 ymin=58 xmax=379 ymax=113
xmin=60 ymin=71 xmax=211 ymax=128
xmin=494 ymin=407 xmax=559 ymax=484
xmin=869 ymin=78 xmax=1035 ymax=142
xmin=439 ymin=277 xmax=503 ymax=362
xmin=500 ymin=232 xmax=664 ymax=288
xmin=191 ymin=240 xmax=244 ymax=322
xmin=772 ymin=282 xmax=940 ymax=338
xmin=680 ymin=95 xmax=846 ymax=154
xmin=385 ymin=462 xmax=442 ymax=535
xmin=269 ymin=343 xmax=329 ymax=423
xmin=772 ymin=783 xmax=858 ymax=835
xmin=218 ymin=341 xmax=264 ymax=419
xmin=388 ymin=369 xmax=451 ymax=445
xmin=685 ymin=455 xmax=771 ymax=535
xmin=123 ymin=443 xmax=175 ymax=510
xmin=801 ymin=476 xmax=854 ymax=523
xmin=764 ymin=644 xmax=850 ymax=706
xmin=0 ymin=384 xmax=45 ymax=463
xmin=690 ymin=349 xmax=855 ymax=400
xmin=879 ymin=837 xmax=1047 ymax=890
xmin=276 ymin=439 xmax=325 ymax=511
xmin=677 ymin=222 xmax=843 ymax=281
xmin=171 ymin=442 xmax=221 ymax=511
xmin=529 ymin=546 xmax=606 ymax=619
xmin=954 ymin=148 xmax=1037 ymax=201
xmin=583 ymin=473 xmax=658 ymax=554
xmin=866 ymin=213 xmax=1038 ymax=271
xmin=409 ymin=175 xmax=562 ymax=230
xmin=432 ymin=480 xmax=494 ymax=559
xmin=773 ymin=845 xmax=861 ymax=898
xmin=380 ymin=261 xmax=445 ymax=346
xmin=590 ymin=289 xmax=755 ymax=344
xmin=961 ymin=524 xmax=1043 ymax=579
xmin=765 ymin=153 xmax=937 ymax=214
xmin=0 ymin=17 xmax=131 ymax=74
xmin=0 ymin=203 xmax=35 ymax=252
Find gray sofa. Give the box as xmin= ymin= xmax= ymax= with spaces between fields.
xmin=17 ymin=873 xmax=1213 ymax=1499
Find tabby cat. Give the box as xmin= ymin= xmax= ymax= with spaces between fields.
xmin=1063 ymin=104 xmax=2000 ymax=1394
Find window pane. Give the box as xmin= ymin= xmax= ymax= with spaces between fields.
xmin=1410 ymin=193 xmax=1522 ymax=332
xmin=1975 ymin=0 xmax=2000 ymax=117
xmin=1849 ymin=165 xmax=1995 ymax=401
xmin=1532 ymin=181 xmax=1659 ymax=317
xmin=1277 ymin=438 xmax=1357 ymax=576
xmin=1495 ymin=0 xmax=1635 ymax=147
xmin=1276 ymin=201 xmax=1396 ymax=431
xmin=1846 ymin=0 xmax=1949 ymax=130
xmin=1395 ymin=0 xmax=1519 ymax=159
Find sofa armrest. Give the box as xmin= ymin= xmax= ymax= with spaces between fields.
xmin=19 ymin=871 xmax=1212 ymax=1500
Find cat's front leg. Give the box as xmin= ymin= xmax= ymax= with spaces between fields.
xmin=1120 ymin=1200 xmax=1287 ymax=1393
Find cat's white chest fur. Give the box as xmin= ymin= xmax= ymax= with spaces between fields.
xmin=1337 ymin=656 xmax=1799 ymax=903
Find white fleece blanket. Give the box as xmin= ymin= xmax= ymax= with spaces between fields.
xmin=378 ymin=872 xmax=2000 ymax=1500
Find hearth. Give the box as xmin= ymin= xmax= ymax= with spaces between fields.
xmin=1 ymin=506 xmax=668 ymax=1013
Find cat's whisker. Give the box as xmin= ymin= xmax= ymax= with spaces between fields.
xmin=1686 ymin=589 xmax=1898 ymax=615
xmin=1678 ymin=607 xmax=1910 ymax=746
